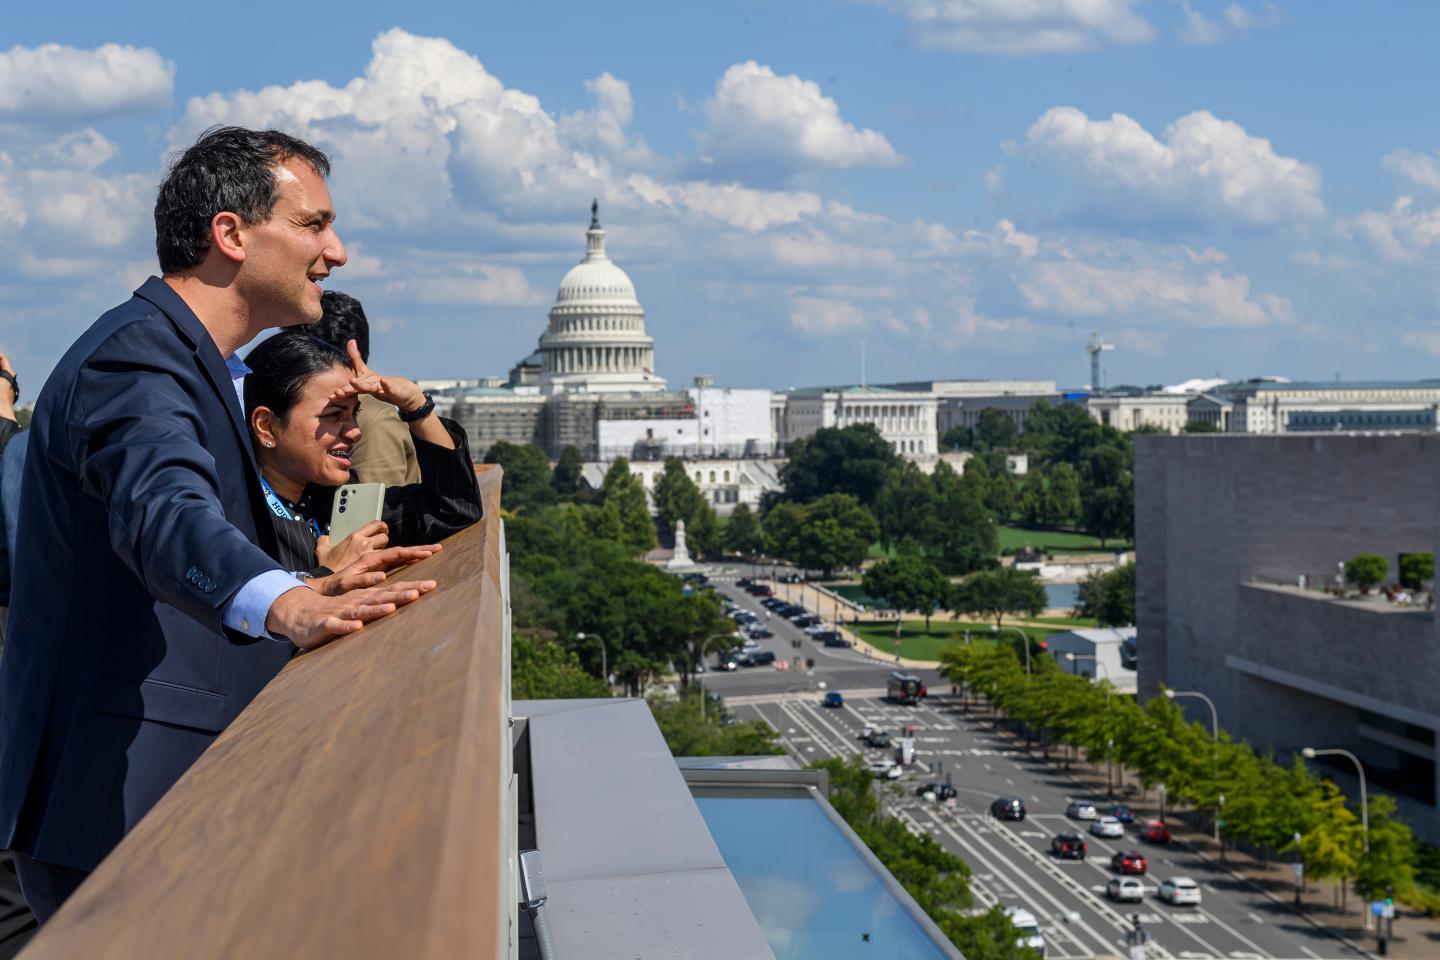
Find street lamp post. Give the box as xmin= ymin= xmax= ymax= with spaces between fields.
xmin=1166 ymin=689 xmax=1222 ymax=851
xmin=1301 ymin=746 xmax=1370 ymax=932
xmin=1066 ymin=653 xmax=1114 ymax=797
xmin=575 ymin=632 xmax=608 ymax=687
xmin=992 ymin=624 xmax=1033 ymax=675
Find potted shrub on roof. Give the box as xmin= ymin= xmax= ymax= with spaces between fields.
xmin=1344 ymin=553 xmax=1388 ymax=594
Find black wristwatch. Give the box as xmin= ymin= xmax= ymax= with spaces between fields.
xmin=0 ymin=370 xmax=17 ymax=404
xmin=398 ymin=392 xmax=435 ymax=423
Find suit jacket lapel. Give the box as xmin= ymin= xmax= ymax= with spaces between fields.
xmin=132 ymin=277 xmax=260 ymax=474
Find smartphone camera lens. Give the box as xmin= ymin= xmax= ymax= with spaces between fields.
xmin=338 ymin=506 xmax=346 ymax=513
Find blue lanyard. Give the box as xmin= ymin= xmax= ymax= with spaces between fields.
xmin=259 ymin=474 xmax=324 ymax=540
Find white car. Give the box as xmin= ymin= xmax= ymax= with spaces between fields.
xmin=865 ymin=759 xmax=903 ymax=780
xmin=1159 ymin=877 xmax=1202 ymax=906
xmin=741 ymin=639 xmax=761 ymax=654
xmin=1004 ymin=907 xmax=1046 ymax=957
xmin=803 ymin=622 xmax=833 ymax=636
xmin=1106 ymin=877 xmax=1145 ymax=902
xmin=1066 ymin=801 xmax=1099 ymax=820
xmin=1090 ymin=816 xmax=1125 ymax=838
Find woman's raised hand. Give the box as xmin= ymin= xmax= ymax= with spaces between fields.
xmin=328 ymin=339 xmax=427 ymax=416
xmin=316 ymin=519 xmax=390 ymax=572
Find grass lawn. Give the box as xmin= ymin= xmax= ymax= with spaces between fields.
xmin=1028 ymin=615 xmax=1100 ymax=628
xmin=853 ymin=619 xmax=1060 ymax=662
xmin=997 ymin=525 xmax=1132 ymax=555
xmin=826 ymin=583 xmax=890 ymax=610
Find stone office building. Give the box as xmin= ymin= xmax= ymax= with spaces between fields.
xmin=1135 ymin=432 xmax=1440 ymax=841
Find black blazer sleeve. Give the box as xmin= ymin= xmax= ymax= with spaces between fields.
xmin=378 ymin=417 xmax=483 ymax=547
xmin=68 ymin=329 xmax=281 ymax=629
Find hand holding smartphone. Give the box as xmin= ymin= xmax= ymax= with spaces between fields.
xmin=329 ymin=483 xmax=386 ymax=544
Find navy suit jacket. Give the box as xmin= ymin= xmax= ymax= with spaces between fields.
xmin=0 ymin=278 xmax=294 ymax=871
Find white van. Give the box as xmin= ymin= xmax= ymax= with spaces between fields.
xmin=1004 ymin=906 xmax=1046 ymax=957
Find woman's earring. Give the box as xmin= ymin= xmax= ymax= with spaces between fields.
xmin=265 ymin=441 xmax=275 ymax=448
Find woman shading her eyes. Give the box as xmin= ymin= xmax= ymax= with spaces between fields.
xmin=242 ymin=331 xmax=482 ymax=586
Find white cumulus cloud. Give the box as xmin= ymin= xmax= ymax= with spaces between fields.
xmin=1345 ymin=196 xmax=1440 ymax=263
xmin=0 ymin=42 xmax=173 ymax=119
xmin=789 ymin=296 xmax=866 ymax=335
xmin=1024 ymin=106 xmax=1324 ymax=225
xmin=864 ymin=0 xmax=1154 ymax=55
xmin=1383 ymin=149 xmax=1440 ymax=192
xmin=1018 ymin=259 xmax=1293 ymax=328
xmin=696 ymin=61 xmax=902 ymax=182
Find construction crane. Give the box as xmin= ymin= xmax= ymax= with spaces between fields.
xmin=1087 ymin=331 xmax=1115 ymax=392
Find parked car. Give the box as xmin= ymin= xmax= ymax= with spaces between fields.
xmin=820 ymin=633 xmax=851 ymax=648
xmin=1004 ymin=907 xmax=1046 ymax=958
xmin=739 ymin=651 xmax=776 ymax=667
xmin=915 ymin=782 xmax=958 ymax=800
xmin=715 ymin=657 xmax=738 ymax=672
xmin=740 ymin=639 xmax=761 ymax=653
xmin=823 ymin=691 xmax=844 ymax=709
xmin=1141 ymin=821 xmax=1171 ymax=844
xmin=745 ymin=626 xmax=774 ymax=640
xmin=1050 ymin=832 xmax=1087 ymax=860
xmin=737 ymin=577 xmax=753 ymax=587
xmin=861 ymin=728 xmax=892 ymax=748
xmin=1106 ymin=877 xmax=1145 ymax=903
xmin=1066 ymin=801 xmax=1099 ymax=821
xmin=990 ymin=796 xmax=1027 ymax=821
xmin=1107 ymin=804 xmax=1136 ymax=823
xmin=760 ymin=597 xmax=785 ymax=609
xmin=1090 ymin=816 xmax=1125 ymax=839
xmin=1110 ymin=850 xmax=1148 ymax=875
xmin=750 ymin=584 xmax=773 ymax=597
xmin=791 ymin=614 xmax=821 ymax=627
xmin=1159 ymin=877 xmax=1202 ymax=906
xmin=803 ymin=623 xmax=832 ymax=636
xmin=865 ymin=759 xmax=902 ymax=779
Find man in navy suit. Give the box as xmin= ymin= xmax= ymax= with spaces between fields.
xmin=0 ymin=127 xmax=439 ymax=922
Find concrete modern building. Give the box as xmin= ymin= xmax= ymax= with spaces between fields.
xmin=1135 ymin=432 xmax=1440 ymax=840
xmin=1187 ymin=379 xmax=1440 ymax=434
xmin=1046 ymin=627 xmax=1138 ymax=695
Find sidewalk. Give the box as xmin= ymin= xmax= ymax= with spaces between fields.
xmin=932 ymin=695 xmax=1440 ymax=960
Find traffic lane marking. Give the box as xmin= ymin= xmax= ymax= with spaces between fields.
xmin=991 ymin=818 xmax=1277 ymax=960
xmin=921 ymin=808 xmax=1125 ymax=958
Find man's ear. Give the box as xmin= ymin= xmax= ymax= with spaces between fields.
xmin=251 ymin=406 xmax=279 ymax=450
xmin=211 ymin=211 xmax=247 ymax=265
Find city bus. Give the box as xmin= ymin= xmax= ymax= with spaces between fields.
xmin=887 ymin=671 xmax=926 ymax=705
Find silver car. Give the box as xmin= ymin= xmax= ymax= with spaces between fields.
xmin=1106 ymin=877 xmax=1145 ymax=902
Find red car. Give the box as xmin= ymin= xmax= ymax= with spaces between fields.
xmin=1141 ymin=821 xmax=1171 ymax=844
xmin=1111 ymin=850 xmax=1148 ymax=875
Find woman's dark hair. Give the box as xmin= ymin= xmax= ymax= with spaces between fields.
xmin=155 ymin=126 xmax=332 ymax=275
xmin=311 ymin=290 xmax=371 ymax=363
xmin=244 ymin=331 xmax=352 ymax=423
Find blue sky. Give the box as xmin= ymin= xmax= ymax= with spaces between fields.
xmin=5 ymin=1 xmax=1440 ymax=392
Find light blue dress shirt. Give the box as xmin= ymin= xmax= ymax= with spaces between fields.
xmin=220 ymin=354 xmax=307 ymax=640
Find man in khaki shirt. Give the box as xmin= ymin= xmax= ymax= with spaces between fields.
xmin=310 ymin=291 xmax=420 ymax=485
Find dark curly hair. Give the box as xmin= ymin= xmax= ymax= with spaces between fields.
xmin=243 ymin=331 xmax=353 ymax=422
xmin=155 ymin=126 xmax=331 ymax=274
xmin=311 ymin=290 xmax=371 ymax=363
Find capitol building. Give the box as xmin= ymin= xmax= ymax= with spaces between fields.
xmin=434 ymin=204 xmax=1047 ymax=511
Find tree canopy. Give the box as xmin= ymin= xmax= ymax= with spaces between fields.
xmin=778 ymin=423 xmax=898 ymax=506
xmin=863 ymin=556 xmax=951 ymax=632
xmin=952 ymin=567 xmax=1046 ymax=628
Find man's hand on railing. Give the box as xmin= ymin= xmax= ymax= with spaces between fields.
xmin=309 ymin=544 xmax=444 ymax=596
xmin=266 ymin=575 xmax=439 ymax=650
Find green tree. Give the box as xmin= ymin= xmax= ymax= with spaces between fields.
xmin=688 ymin=501 xmax=723 ymax=559
xmin=724 ymin=503 xmax=765 ymax=556
xmin=648 ymin=687 xmax=782 ymax=757
xmin=483 ymin=440 xmax=554 ymax=514
xmin=1079 ymin=446 xmax=1133 ymax=545
xmin=1399 ymin=552 xmax=1434 ymax=589
xmin=1017 ymin=469 xmax=1048 ymax=528
xmin=1355 ymin=793 xmax=1416 ymax=901
xmin=1300 ymin=779 xmax=1361 ymax=907
xmin=1345 ymin=553 xmax=1389 ymax=591
xmin=598 ymin=457 xmax=656 ymax=555
xmin=863 ymin=556 xmax=951 ymax=632
xmin=1043 ymin=462 xmax=1081 ymax=525
xmin=779 ymin=423 xmax=898 ymax=506
xmin=1075 ymin=562 xmax=1136 ymax=626
xmin=512 ymin=632 xmax=612 ymax=699
xmin=940 ymin=424 xmax=973 ymax=451
xmin=551 ymin=444 xmax=584 ymax=498
xmin=952 ymin=567 xmax=1047 ymax=628
xmin=761 ymin=500 xmax=804 ymax=559
xmin=1184 ymin=420 xmax=1220 ymax=433
xmin=874 ymin=461 xmax=938 ymax=553
xmin=791 ymin=493 xmax=878 ymax=576
xmin=928 ymin=461 xmax=998 ymax=574
xmin=975 ymin=408 xmax=1019 ymax=450
xmin=652 ymin=457 xmax=707 ymax=540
